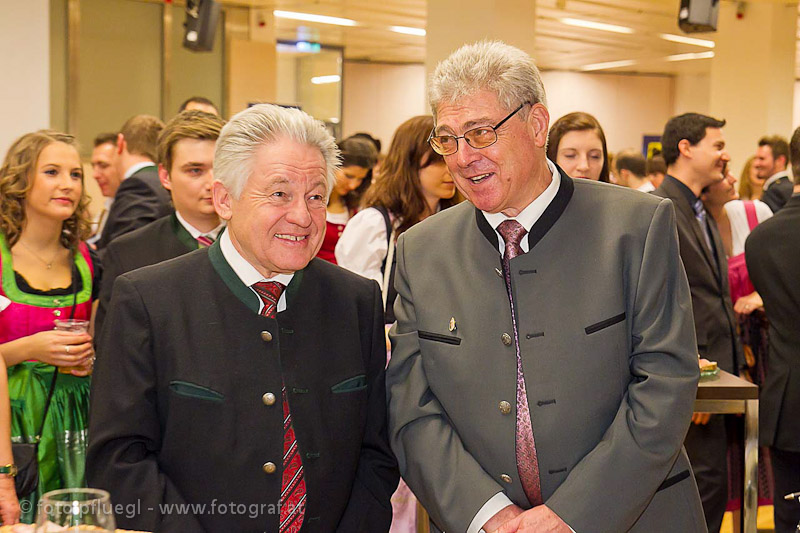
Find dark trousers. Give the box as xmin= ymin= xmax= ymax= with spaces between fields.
xmin=685 ymin=415 xmax=728 ymax=533
xmin=771 ymin=447 xmax=800 ymax=533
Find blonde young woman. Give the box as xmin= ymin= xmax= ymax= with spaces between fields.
xmin=0 ymin=131 xmax=96 ymax=522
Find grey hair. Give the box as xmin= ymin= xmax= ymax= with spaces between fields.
xmin=428 ymin=40 xmax=548 ymax=118
xmin=214 ymin=104 xmax=340 ymax=198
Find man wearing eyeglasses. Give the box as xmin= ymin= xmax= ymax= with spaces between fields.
xmin=386 ymin=41 xmax=705 ymax=533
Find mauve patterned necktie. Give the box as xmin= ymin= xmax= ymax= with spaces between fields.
xmin=196 ymin=235 xmax=214 ymax=248
xmin=251 ymin=281 xmax=306 ymax=533
xmin=496 ymin=220 xmax=543 ymax=507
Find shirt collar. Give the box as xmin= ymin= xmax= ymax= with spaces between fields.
xmin=124 ymin=161 xmax=157 ymax=180
xmin=665 ymin=174 xmax=700 ymax=208
xmin=482 ymin=159 xmax=560 ymax=253
xmin=763 ymin=169 xmax=791 ymax=190
xmin=219 ymin=229 xmax=294 ymax=288
xmin=175 ymin=210 xmax=225 ymax=240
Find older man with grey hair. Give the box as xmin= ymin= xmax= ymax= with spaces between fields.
xmin=386 ymin=41 xmax=705 ymax=533
xmin=88 ymin=104 xmax=398 ymax=532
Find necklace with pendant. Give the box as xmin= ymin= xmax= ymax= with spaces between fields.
xmin=17 ymin=240 xmax=61 ymax=269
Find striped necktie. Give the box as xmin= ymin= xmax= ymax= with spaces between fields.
xmin=497 ymin=220 xmax=543 ymax=506
xmin=251 ymin=281 xmax=305 ymax=532
xmin=196 ymin=234 xmax=215 ymax=248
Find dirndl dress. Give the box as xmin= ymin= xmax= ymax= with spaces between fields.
xmin=0 ymin=234 xmax=95 ymax=523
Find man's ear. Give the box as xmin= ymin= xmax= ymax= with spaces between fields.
xmin=527 ymin=103 xmax=550 ymax=148
xmin=158 ymin=164 xmax=172 ymax=191
xmin=213 ymin=180 xmax=233 ymax=221
xmin=777 ymin=154 xmax=788 ymax=169
xmin=677 ymin=139 xmax=693 ymax=159
xmin=116 ymin=133 xmax=125 ymax=155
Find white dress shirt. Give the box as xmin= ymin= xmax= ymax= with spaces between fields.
xmin=636 ymin=181 xmax=656 ymax=193
xmin=723 ymin=199 xmax=773 ymax=256
xmin=175 ymin=210 xmax=225 ymax=242
xmin=468 ymin=160 xmax=575 ymax=533
xmin=219 ymin=230 xmax=293 ymax=314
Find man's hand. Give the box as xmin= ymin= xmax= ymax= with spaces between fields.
xmin=483 ymin=504 xmax=524 ymax=533
xmin=494 ymin=505 xmax=572 ymax=533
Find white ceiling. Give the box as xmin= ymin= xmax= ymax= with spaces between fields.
xmin=222 ymin=0 xmax=800 ymax=76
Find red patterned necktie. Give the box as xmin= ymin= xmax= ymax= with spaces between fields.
xmin=196 ymin=235 xmax=214 ymax=248
xmin=252 ymin=281 xmax=306 ymax=532
xmin=496 ymin=220 xmax=543 ymax=507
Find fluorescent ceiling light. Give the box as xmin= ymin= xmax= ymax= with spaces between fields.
xmin=389 ymin=25 xmax=426 ymax=36
xmin=581 ymin=59 xmax=636 ymax=71
xmin=660 ymin=33 xmax=715 ymax=48
xmin=561 ymin=17 xmax=633 ymax=34
xmin=666 ymin=51 xmax=715 ymax=62
xmin=311 ymin=75 xmax=341 ymax=85
xmin=273 ymin=10 xmax=357 ymax=27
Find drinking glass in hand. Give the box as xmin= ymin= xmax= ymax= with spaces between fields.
xmin=53 ymin=319 xmax=90 ymax=375
xmin=35 ymin=488 xmax=116 ymax=532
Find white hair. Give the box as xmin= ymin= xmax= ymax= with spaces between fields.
xmin=214 ymin=104 xmax=340 ymax=198
xmin=428 ymin=40 xmax=548 ymax=118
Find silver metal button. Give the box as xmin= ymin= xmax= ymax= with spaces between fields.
xmin=499 ymin=401 xmax=512 ymax=415
xmin=260 ymin=331 xmax=273 ymax=342
xmin=262 ymin=392 xmax=276 ymax=406
xmin=263 ymin=462 xmax=276 ymax=474
xmin=501 ymin=333 xmax=512 ymax=346
xmin=500 ymin=474 xmax=512 ymax=484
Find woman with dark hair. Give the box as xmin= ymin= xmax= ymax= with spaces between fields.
xmin=0 ymin=130 xmax=97 ymax=522
xmin=317 ymin=136 xmax=379 ymax=264
xmin=336 ymin=115 xmax=459 ymax=321
xmin=547 ymin=111 xmax=610 ymax=182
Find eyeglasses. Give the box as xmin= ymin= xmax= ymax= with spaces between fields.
xmin=428 ymin=102 xmax=530 ymax=156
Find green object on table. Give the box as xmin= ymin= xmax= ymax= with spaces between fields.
xmin=8 ymin=362 xmax=90 ymax=523
xmin=699 ymin=366 xmax=721 ymax=380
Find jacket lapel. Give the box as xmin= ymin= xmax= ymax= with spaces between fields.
xmin=661 ymin=178 xmax=719 ymax=277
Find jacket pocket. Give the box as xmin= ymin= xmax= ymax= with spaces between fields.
xmin=169 ymin=380 xmax=225 ymax=402
xmin=418 ymin=330 xmax=461 ymax=345
xmin=585 ymin=312 xmax=626 ymax=335
xmin=331 ymin=374 xmax=368 ymax=394
xmin=656 ymin=469 xmax=690 ymax=492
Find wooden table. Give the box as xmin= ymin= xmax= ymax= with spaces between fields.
xmin=695 ymin=370 xmax=759 ymax=533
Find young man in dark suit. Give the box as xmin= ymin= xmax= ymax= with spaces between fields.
xmin=94 ymin=110 xmax=226 ymax=338
xmin=87 ymin=104 xmax=398 ymax=532
xmin=97 ymin=114 xmax=172 ymax=248
xmin=653 ymin=113 xmax=742 ymax=533
xmin=754 ymin=135 xmax=794 ymax=213
xmin=745 ymin=127 xmax=800 ymax=533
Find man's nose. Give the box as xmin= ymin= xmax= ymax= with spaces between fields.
xmin=454 ymin=139 xmax=480 ymax=168
xmin=285 ymin=198 xmax=312 ymax=227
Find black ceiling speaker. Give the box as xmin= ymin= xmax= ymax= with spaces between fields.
xmin=183 ymin=0 xmax=221 ymax=52
xmin=678 ymin=0 xmax=720 ymax=33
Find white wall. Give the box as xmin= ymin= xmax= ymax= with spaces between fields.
xmin=674 ymin=73 xmax=711 ymax=117
xmin=0 ymin=0 xmax=50 ymax=157
xmin=540 ymin=71 xmax=674 ymax=154
xmin=342 ymin=62 xmax=427 ymax=150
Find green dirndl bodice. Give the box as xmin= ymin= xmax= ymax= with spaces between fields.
xmin=8 ymin=363 xmax=90 ymax=522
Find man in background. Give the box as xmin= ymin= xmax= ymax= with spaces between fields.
xmin=647 ymin=153 xmax=667 ymax=189
xmin=654 ymin=113 xmax=741 ymax=533
xmin=178 ymin=95 xmax=220 ymax=116
xmin=754 ymin=135 xmax=793 ymax=212
xmin=98 ymin=114 xmax=172 ymax=248
xmin=88 ymin=132 xmax=122 ymax=245
xmin=744 ymin=126 xmax=800 ymax=533
xmin=615 ymin=150 xmax=654 ymax=192
xmin=95 ymin=110 xmax=226 ymax=338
